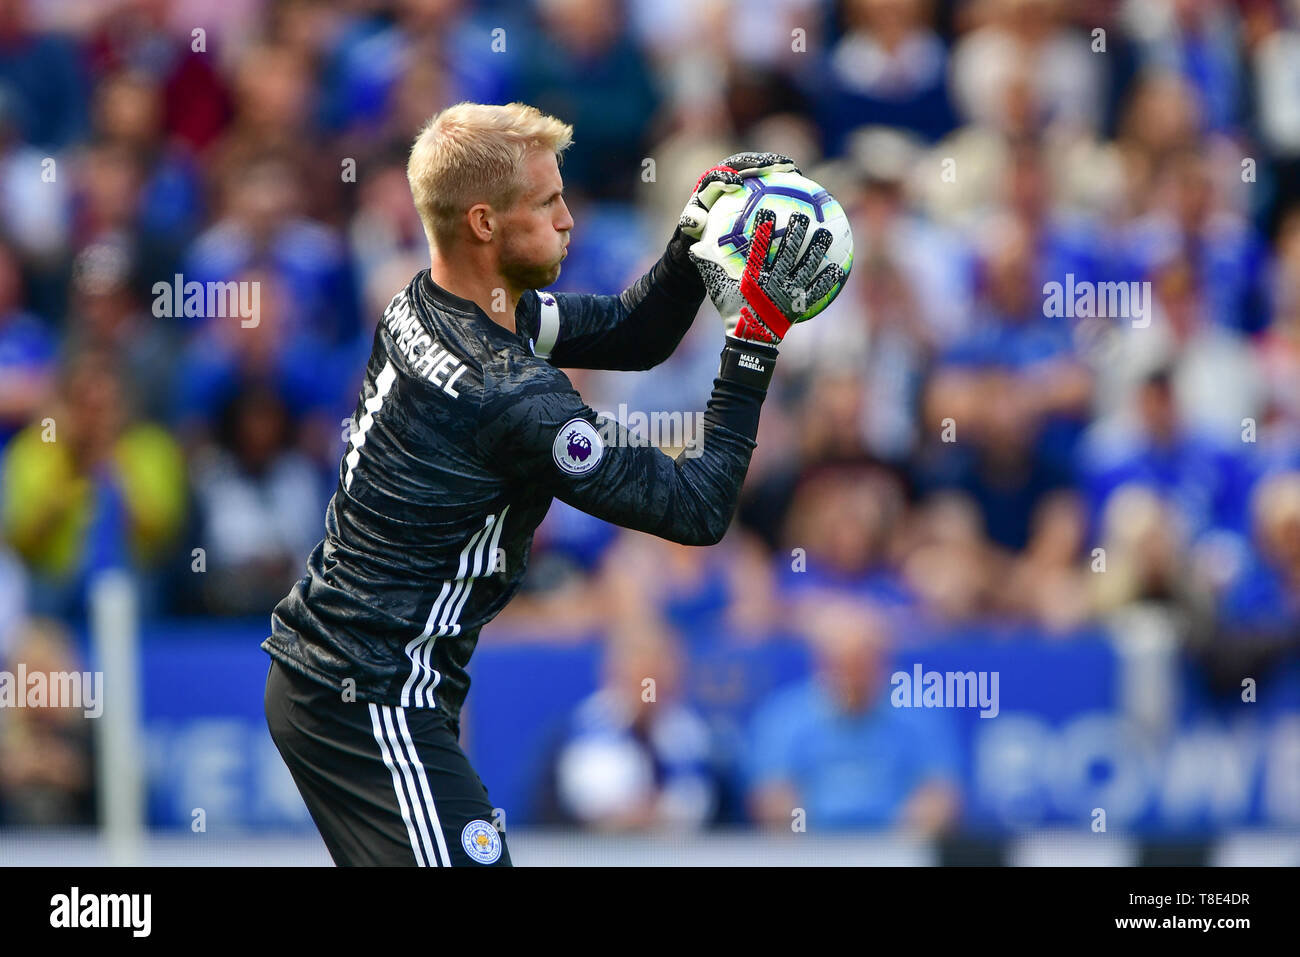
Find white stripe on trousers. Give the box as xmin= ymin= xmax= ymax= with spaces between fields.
xmin=368 ymin=702 xmax=429 ymax=866
xmin=401 ymin=506 xmax=510 ymax=708
xmin=368 ymin=702 xmax=451 ymax=866
xmin=394 ymin=706 xmax=451 ymax=866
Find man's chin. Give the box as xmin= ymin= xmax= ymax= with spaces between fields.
xmin=504 ymin=262 xmax=562 ymax=291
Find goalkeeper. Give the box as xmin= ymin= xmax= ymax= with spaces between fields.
xmin=263 ymin=101 xmax=841 ymax=866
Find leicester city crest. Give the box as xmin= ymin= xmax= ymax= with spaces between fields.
xmin=461 ymin=819 xmax=503 ymax=864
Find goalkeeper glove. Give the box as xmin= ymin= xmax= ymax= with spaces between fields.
xmin=677 ymin=151 xmax=800 ymax=240
xmin=694 ymin=208 xmax=842 ymax=346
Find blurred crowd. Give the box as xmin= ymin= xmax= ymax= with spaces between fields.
xmin=1 ymin=0 xmax=1300 ymax=830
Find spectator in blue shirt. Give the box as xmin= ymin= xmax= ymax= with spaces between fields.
xmin=920 ymin=216 xmax=1091 ymax=548
xmin=512 ymin=0 xmax=659 ymax=200
xmin=0 ymin=2 xmax=88 ymax=150
xmin=183 ymin=151 xmax=361 ymax=348
xmin=171 ymin=267 xmax=349 ymax=475
xmin=746 ymin=600 xmax=960 ymax=832
xmin=1199 ymin=470 xmax=1300 ymax=694
xmin=1079 ymin=366 xmax=1252 ymax=541
xmin=543 ymin=618 xmax=720 ymax=830
xmin=1121 ymin=150 xmax=1268 ymax=334
xmin=0 ymin=240 xmax=54 ymax=449
xmin=815 ymin=0 xmax=958 ymax=150
xmin=1129 ymin=4 xmax=1243 ymax=135
xmin=93 ymin=69 xmax=204 ymax=249
xmin=775 ymin=463 xmax=919 ymax=615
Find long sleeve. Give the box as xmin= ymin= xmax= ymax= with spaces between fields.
xmin=477 ymin=340 xmax=777 ymax=546
xmin=519 ymin=231 xmax=706 ymax=372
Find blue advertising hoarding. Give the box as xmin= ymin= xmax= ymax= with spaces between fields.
xmin=131 ymin=620 xmax=1300 ymax=835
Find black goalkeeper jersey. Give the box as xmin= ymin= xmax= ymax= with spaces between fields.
xmin=263 ymin=235 xmax=774 ymax=721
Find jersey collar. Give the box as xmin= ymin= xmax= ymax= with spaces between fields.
xmin=417 ymin=270 xmax=526 ymax=348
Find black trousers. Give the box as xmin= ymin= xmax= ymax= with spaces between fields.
xmin=264 ymin=658 xmax=512 ymax=866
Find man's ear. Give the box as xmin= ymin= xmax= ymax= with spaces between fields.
xmin=466 ymin=203 xmax=494 ymax=243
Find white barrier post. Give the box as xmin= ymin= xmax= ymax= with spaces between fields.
xmin=89 ymin=569 xmax=145 ymax=865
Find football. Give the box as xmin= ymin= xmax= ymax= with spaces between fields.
xmin=693 ymin=168 xmax=854 ymax=322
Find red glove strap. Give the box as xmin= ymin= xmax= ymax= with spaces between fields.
xmin=739 ymin=219 xmax=792 ymax=339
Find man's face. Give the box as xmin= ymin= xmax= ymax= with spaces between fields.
xmin=820 ymin=635 xmax=882 ymax=714
xmin=496 ymin=149 xmax=572 ymax=291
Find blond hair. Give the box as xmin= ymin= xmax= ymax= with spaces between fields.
xmin=407 ymin=102 xmax=573 ymax=249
